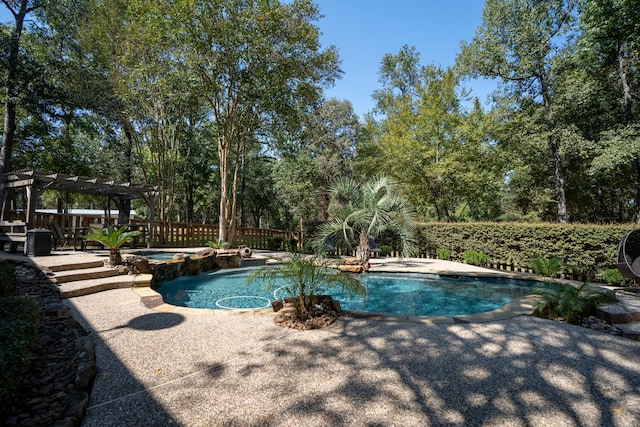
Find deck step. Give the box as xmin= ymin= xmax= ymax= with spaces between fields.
xmin=57 ymin=275 xmax=137 ymax=298
xmin=597 ymin=292 xmax=640 ymax=324
xmin=51 ymin=266 xmax=120 ymax=284
xmin=46 ymin=260 xmax=105 ymax=273
xmin=614 ymin=322 xmax=640 ymax=341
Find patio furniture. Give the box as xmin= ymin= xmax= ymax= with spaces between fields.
xmin=48 ymin=222 xmax=74 ymax=250
xmin=369 ymin=236 xmax=382 ymax=257
xmin=83 ymin=224 xmax=105 ymax=250
xmin=617 ymin=229 xmax=640 ymax=278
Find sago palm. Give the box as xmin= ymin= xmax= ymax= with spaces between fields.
xmin=84 ymin=225 xmax=141 ymax=266
xmin=533 ymin=281 xmax=617 ymax=325
xmin=313 ymin=175 xmax=418 ymax=265
xmin=248 ymin=256 xmax=365 ymax=321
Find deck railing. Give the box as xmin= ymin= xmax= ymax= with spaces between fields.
xmin=147 ymin=221 xmax=297 ymax=248
xmin=22 ymin=212 xmax=298 ymax=250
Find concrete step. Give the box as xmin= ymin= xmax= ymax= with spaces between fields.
xmin=597 ymin=292 xmax=640 ymax=324
xmin=47 ymin=260 xmax=105 ymax=273
xmin=614 ymin=322 xmax=640 ymax=341
xmin=51 ymin=266 xmax=120 ymax=284
xmin=57 ymin=275 xmax=137 ymax=298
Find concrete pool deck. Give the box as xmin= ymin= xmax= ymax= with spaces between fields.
xmin=5 ymin=250 xmax=640 ymax=425
xmin=66 ymin=287 xmax=640 ymax=426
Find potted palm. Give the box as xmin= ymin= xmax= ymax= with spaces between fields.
xmin=83 ymin=225 xmax=141 ymax=267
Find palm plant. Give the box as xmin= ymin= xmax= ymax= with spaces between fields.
xmin=84 ymin=226 xmax=141 ymax=266
xmin=248 ymin=256 xmax=366 ymax=321
xmin=533 ymin=281 xmax=617 ymax=325
xmin=313 ymin=175 xmax=418 ymax=266
xmin=530 ymin=256 xmax=563 ymax=277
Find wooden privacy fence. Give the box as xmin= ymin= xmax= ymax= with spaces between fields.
xmin=14 ymin=212 xmax=297 ymax=250
xmin=141 ymin=221 xmax=298 ymax=249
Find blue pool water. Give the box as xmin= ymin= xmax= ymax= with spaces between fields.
xmin=134 ymin=251 xmax=192 ymax=261
xmin=156 ymin=268 xmax=537 ymax=317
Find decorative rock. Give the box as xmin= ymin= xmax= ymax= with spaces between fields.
xmin=339 ymin=264 xmax=363 ymax=273
xmin=74 ymin=362 xmax=96 ymax=389
xmin=271 ymin=299 xmax=283 ymax=312
xmin=0 ymin=263 xmax=96 ymax=427
xmin=272 ymin=296 xmax=341 ymax=330
xmin=52 ymin=417 xmax=78 ymax=427
xmin=125 ymin=256 xmax=152 ymax=274
xmin=75 ymin=336 xmax=95 ymax=360
xmin=63 ymin=392 xmax=89 ymax=419
xmin=172 ymin=253 xmax=188 ymax=261
xmin=195 ymin=247 xmax=215 ymax=257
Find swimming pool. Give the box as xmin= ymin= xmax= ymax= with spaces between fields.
xmin=156 ymin=268 xmax=538 ymax=317
xmin=133 ymin=251 xmax=193 ymax=261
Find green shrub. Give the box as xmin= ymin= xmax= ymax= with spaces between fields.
xmin=563 ymin=262 xmax=596 ymax=282
xmin=302 ymin=240 xmax=315 ymax=254
xmin=530 ymin=256 xmax=562 ymax=277
xmin=266 ymin=236 xmax=284 ymax=251
xmin=418 ymin=222 xmax=631 ymax=273
xmin=207 ymin=238 xmax=230 ymax=249
xmin=379 ymin=245 xmax=393 ymax=256
xmin=463 ymin=251 xmax=488 ymax=266
xmin=0 ymin=296 xmax=39 ymax=403
xmin=533 ymin=281 xmax=617 ymax=324
xmin=285 ymin=238 xmax=298 ymax=253
xmin=595 ymin=269 xmax=627 ymax=286
xmin=436 ymin=248 xmax=451 ymax=260
xmin=0 ymin=261 xmax=14 ymax=298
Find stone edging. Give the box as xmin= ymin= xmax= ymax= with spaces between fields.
xmin=1 ymin=263 xmax=97 ymax=427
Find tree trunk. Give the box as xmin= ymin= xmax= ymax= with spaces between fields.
xmin=0 ymin=2 xmax=29 ymax=174
xmin=109 ymin=248 xmax=122 ymax=266
xmin=540 ymin=68 xmax=568 ymax=224
xmin=355 ymin=230 xmax=370 ymax=265
xmin=552 ymin=138 xmax=569 ymax=223
xmin=218 ymin=136 xmax=230 ymax=242
xmin=186 ymin=181 xmax=194 ymax=223
xmin=618 ymin=42 xmax=634 ymax=125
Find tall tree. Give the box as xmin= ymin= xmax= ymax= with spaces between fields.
xmin=457 ymin=0 xmax=576 ymax=222
xmin=273 ymin=152 xmax=321 ymax=242
xmin=77 ymin=0 xmax=205 ymax=222
xmin=303 ymin=98 xmax=361 ymax=221
xmin=178 ymin=0 xmax=340 ymax=243
xmin=0 ymin=0 xmax=45 ymax=173
xmin=362 ymin=46 xmax=503 ymax=221
xmin=579 ymin=0 xmax=640 ymax=221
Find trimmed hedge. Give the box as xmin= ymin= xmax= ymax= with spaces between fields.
xmin=417 ymin=222 xmax=634 ymax=274
xmin=0 ymin=296 xmax=39 ymax=403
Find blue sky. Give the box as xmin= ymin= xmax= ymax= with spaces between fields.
xmin=317 ymin=0 xmax=495 ymax=118
xmin=0 ymin=1 xmax=494 ymax=119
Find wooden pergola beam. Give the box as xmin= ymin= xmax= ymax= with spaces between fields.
xmin=0 ymin=170 xmax=159 ymax=251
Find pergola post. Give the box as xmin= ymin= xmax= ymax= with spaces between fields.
xmin=0 ymin=170 xmax=158 ymax=256
xmin=145 ymin=194 xmax=155 ymax=248
xmin=24 ymin=184 xmax=39 ymax=229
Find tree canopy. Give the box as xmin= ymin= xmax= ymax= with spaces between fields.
xmin=0 ymin=0 xmax=638 ymax=242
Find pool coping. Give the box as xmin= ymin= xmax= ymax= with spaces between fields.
xmin=136 ymin=257 xmax=546 ymax=324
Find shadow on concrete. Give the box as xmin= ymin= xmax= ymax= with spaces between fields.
xmin=221 ymin=316 xmax=640 ymax=426
xmin=63 ymin=302 xmax=181 ymax=426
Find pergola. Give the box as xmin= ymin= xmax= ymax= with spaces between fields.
xmin=0 ymin=170 xmax=157 ymax=251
